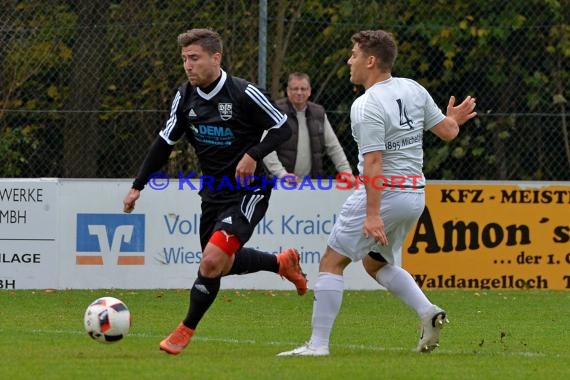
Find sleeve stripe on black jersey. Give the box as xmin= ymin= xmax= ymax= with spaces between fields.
xmin=161 ymin=90 xmax=182 ymax=141
xmin=245 ymin=84 xmax=286 ymax=126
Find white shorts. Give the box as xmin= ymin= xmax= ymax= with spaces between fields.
xmin=327 ymin=189 xmax=425 ymax=265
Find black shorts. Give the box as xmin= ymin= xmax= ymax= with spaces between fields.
xmin=198 ymin=187 xmax=272 ymax=249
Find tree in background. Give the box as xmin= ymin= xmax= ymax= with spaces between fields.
xmin=0 ymin=0 xmax=567 ymax=180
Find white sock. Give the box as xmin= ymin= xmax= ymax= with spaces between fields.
xmin=309 ymin=272 xmax=344 ymax=349
xmin=375 ymin=264 xmax=433 ymax=317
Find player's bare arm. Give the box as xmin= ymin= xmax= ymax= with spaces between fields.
xmin=431 ymin=95 xmax=477 ymax=141
xmin=362 ymin=150 xmax=388 ymax=246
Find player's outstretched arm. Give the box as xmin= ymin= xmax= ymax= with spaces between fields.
xmin=123 ymin=136 xmax=173 ymax=213
xmin=447 ymin=95 xmax=477 ymax=126
xmin=431 ymin=95 xmax=477 ymax=142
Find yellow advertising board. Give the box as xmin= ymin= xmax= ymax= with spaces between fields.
xmin=403 ymin=182 xmax=570 ymax=290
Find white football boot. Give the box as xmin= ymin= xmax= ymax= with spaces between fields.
xmin=277 ymin=342 xmax=330 ymax=356
xmin=416 ymin=306 xmax=449 ymax=353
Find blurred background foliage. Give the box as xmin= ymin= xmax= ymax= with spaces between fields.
xmin=0 ymin=0 xmax=568 ymax=180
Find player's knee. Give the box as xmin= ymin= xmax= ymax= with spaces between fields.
xmin=199 ymin=231 xmax=242 ymax=276
xmin=199 ymin=254 xmax=224 ymax=277
xmin=319 ymin=246 xmax=350 ymax=274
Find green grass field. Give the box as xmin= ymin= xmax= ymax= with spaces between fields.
xmin=1 ymin=289 xmax=569 ymax=380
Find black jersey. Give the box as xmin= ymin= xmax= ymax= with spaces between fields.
xmin=159 ymin=70 xmax=288 ymax=184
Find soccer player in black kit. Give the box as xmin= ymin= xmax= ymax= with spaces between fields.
xmin=122 ymin=28 xmax=308 ymax=355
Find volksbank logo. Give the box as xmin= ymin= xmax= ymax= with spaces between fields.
xmin=76 ymin=214 xmax=145 ymax=265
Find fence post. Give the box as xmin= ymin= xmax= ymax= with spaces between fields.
xmin=258 ymin=0 xmax=267 ymax=89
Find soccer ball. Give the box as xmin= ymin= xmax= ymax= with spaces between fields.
xmin=84 ymin=296 xmax=131 ymax=343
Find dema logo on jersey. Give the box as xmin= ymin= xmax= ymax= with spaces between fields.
xmin=76 ymin=214 xmax=145 ymax=265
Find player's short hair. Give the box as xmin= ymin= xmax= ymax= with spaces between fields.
xmin=177 ymin=28 xmax=223 ymax=55
xmin=351 ymin=30 xmax=397 ymax=71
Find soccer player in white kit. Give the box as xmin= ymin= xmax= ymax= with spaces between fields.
xmin=278 ymin=30 xmax=477 ymax=356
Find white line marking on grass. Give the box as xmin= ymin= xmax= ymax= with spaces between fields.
xmin=30 ymin=328 xmax=548 ymax=357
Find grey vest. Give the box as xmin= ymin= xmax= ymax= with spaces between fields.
xmin=275 ymin=98 xmax=326 ymax=178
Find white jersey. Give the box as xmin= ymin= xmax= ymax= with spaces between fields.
xmin=350 ymin=77 xmax=445 ymax=190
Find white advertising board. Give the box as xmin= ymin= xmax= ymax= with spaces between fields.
xmin=4 ymin=179 xmax=568 ymax=291
xmin=0 ymin=179 xmax=58 ymax=289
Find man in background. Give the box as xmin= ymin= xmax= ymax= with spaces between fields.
xmin=263 ymin=72 xmax=352 ymax=181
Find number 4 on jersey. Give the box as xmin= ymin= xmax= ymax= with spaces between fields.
xmin=396 ymin=99 xmax=414 ymax=129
